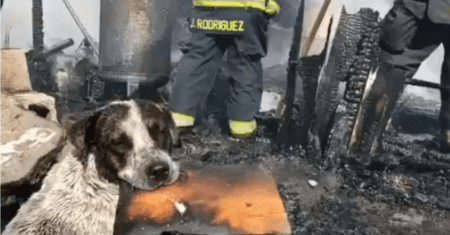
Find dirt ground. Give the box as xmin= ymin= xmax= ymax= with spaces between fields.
xmin=46 ymin=91 xmax=449 ymax=235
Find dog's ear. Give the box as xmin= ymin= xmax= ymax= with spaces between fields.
xmin=68 ymin=112 xmax=101 ymax=149
xmin=84 ymin=112 xmax=101 ymax=146
xmin=158 ymin=122 xmax=180 ymax=153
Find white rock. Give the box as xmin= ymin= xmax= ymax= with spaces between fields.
xmin=1 ymin=128 xmax=57 ymax=167
xmin=12 ymin=92 xmax=59 ymax=123
xmin=1 ymin=92 xmax=64 ymax=185
xmin=1 ymin=127 xmax=62 ymax=184
xmin=308 ymin=180 xmax=318 ymax=188
xmin=392 ymin=213 xmax=424 ymax=226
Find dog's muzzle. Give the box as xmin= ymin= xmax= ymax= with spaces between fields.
xmin=118 ymin=150 xmax=180 ymax=191
xmin=146 ymin=161 xmax=170 ymax=183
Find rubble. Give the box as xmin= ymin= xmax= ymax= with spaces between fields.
xmin=10 ymin=92 xmax=59 ymax=123
xmin=1 ymin=92 xmax=64 ymax=184
xmin=308 ymin=180 xmax=318 ymax=188
xmin=391 ymin=212 xmax=424 ymax=226
xmin=2 ymin=80 xmax=450 ymax=235
xmin=1 ymin=128 xmax=59 ymax=182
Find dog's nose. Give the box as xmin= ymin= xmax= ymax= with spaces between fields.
xmin=146 ymin=161 xmax=170 ymax=183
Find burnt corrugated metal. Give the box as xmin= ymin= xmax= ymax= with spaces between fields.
xmin=99 ymin=0 xmax=176 ymax=86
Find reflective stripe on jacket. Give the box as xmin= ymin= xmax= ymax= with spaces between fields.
xmin=193 ymin=0 xmax=280 ymax=15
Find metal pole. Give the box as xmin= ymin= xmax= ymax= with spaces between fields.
xmin=33 ymin=38 xmax=75 ymax=60
xmin=406 ymin=78 xmax=450 ymax=91
xmin=303 ymin=0 xmax=332 ymax=56
xmin=61 ymin=0 xmax=99 ymax=57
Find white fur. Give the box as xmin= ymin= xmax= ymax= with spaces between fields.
xmin=121 ymin=100 xmax=154 ymax=150
xmin=3 ymin=145 xmax=119 ymax=235
xmin=117 ymin=101 xmax=179 ymax=189
xmin=3 ymin=100 xmax=180 ymax=235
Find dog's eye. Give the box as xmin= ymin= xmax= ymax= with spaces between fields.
xmin=112 ymin=141 xmax=127 ymax=148
xmin=110 ymin=134 xmax=132 ymax=152
xmin=109 ymin=143 xmax=130 ymax=157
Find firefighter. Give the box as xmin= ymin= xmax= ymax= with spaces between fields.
xmin=168 ymin=0 xmax=280 ymax=140
xmin=358 ymin=0 xmax=450 ymax=153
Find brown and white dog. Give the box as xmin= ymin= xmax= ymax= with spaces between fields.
xmin=3 ymin=99 xmax=180 ymax=235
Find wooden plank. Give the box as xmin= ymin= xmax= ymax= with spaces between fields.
xmin=303 ymin=0 xmax=332 ymax=56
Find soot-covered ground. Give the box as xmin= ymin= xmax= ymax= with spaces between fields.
xmin=51 ymin=89 xmax=450 ymax=235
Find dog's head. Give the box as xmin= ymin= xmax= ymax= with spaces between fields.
xmin=69 ymin=99 xmax=180 ymax=190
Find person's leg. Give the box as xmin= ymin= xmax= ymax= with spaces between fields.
xmin=351 ymin=1 xmax=442 ymax=154
xmin=168 ymin=32 xmax=225 ymax=127
xmin=226 ymin=44 xmax=263 ymax=121
xmin=225 ymin=45 xmax=262 ymax=137
xmin=439 ymin=37 xmax=450 ymax=151
xmin=225 ymin=10 xmax=268 ymax=138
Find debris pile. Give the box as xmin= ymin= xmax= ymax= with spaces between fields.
xmin=1 ymin=48 xmax=66 ymax=230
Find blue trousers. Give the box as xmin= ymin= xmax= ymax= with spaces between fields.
xmin=380 ymin=0 xmax=450 ymax=131
xmin=168 ymin=9 xmax=269 ymax=121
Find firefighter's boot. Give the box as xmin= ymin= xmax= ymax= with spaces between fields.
xmin=348 ymin=62 xmax=408 ymax=155
xmin=229 ymin=119 xmax=258 ymax=142
xmin=171 ymin=112 xmax=195 ymax=138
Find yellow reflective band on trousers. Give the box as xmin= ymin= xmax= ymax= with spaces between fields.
xmin=229 ymin=119 xmax=257 ymax=136
xmin=171 ymin=112 xmax=195 ymax=127
xmin=193 ymin=0 xmax=280 ymax=15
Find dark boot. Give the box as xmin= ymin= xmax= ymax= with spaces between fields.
xmin=348 ymin=62 xmax=408 ymax=155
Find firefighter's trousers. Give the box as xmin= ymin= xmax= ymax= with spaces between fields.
xmin=168 ymin=9 xmax=269 ymax=122
xmin=379 ymin=0 xmax=450 ymax=132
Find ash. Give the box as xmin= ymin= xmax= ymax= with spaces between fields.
xmin=49 ymin=89 xmax=449 ymax=235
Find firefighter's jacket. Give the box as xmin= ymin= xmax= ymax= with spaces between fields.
xmin=403 ymin=0 xmax=450 ymax=24
xmin=192 ymin=0 xmax=280 ymax=15
xmin=189 ymin=0 xmax=279 ymax=36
